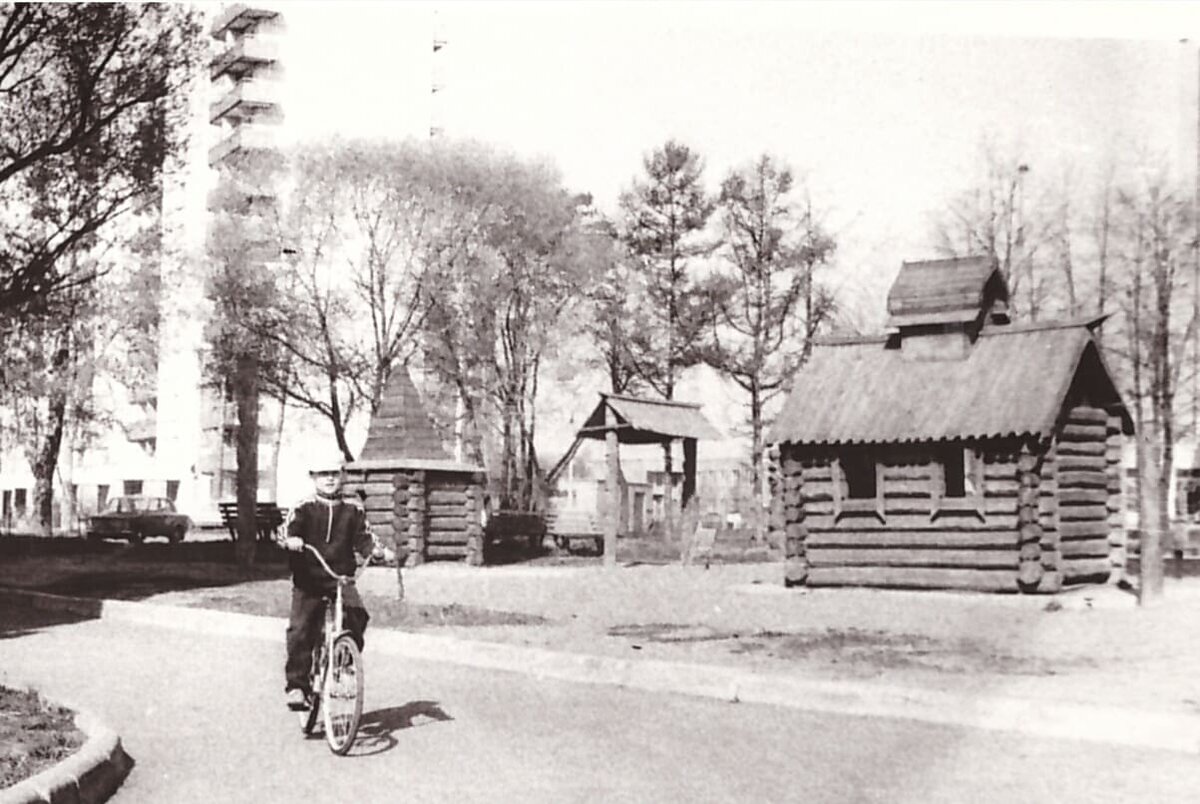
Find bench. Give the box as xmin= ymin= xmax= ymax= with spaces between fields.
xmin=484 ymin=511 xmax=548 ymax=554
xmin=217 ymin=501 xmax=286 ymax=542
xmin=547 ymin=510 xmax=604 ymax=554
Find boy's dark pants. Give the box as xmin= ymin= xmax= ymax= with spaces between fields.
xmin=285 ymin=584 xmax=370 ymax=693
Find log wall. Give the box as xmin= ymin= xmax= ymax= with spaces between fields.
xmin=1054 ymin=405 xmax=1113 ymax=585
xmin=345 ymin=466 xmax=485 ymax=567
xmin=1105 ymin=408 xmax=1126 ymax=581
xmin=782 ymin=442 xmax=1028 ymax=592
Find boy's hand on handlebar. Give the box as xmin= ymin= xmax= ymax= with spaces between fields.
xmin=284 ymin=536 xmax=304 ymax=552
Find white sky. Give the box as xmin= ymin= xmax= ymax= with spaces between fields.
xmin=257 ymin=0 xmax=1200 ymax=323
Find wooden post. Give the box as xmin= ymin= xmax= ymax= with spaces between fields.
xmin=605 ymin=428 xmax=620 ymax=567
xmin=682 ymin=438 xmax=697 ymax=511
xmin=465 ymin=473 xmax=484 ymax=566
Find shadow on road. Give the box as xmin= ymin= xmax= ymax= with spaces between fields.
xmin=351 ymin=701 xmax=453 ymax=757
xmin=0 ymin=535 xmax=291 ymax=601
xmin=0 ymin=601 xmax=103 ymax=640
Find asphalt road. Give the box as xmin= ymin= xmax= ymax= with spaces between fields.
xmin=3 ymin=607 xmax=1198 ymax=803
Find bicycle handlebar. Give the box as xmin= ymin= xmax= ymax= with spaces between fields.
xmin=300 ymin=543 xmax=371 ymax=584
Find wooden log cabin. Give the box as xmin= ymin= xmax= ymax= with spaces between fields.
xmin=767 ymin=256 xmax=1133 ymax=593
xmin=342 ymin=368 xmax=486 ymax=569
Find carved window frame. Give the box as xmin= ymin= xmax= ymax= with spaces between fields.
xmin=832 ymin=450 xmax=886 ymax=524
xmin=931 ymin=443 xmax=985 ymax=521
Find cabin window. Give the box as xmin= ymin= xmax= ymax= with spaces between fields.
xmin=933 ymin=443 xmax=984 ymax=518
xmin=843 ymin=451 xmax=877 ymax=499
xmin=832 ymin=449 xmax=885 ymax=523
xmin=941 ymin=446 xmax=979 ymax=498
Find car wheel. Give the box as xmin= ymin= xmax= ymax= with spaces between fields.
xmin=169 ymin=525 xmax=185 ymax=545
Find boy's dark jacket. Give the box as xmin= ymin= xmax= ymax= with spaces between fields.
xmin=283 ymin=494 xmax=373 ymax=591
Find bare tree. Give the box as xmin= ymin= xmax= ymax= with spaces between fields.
xmin=1106 ymin=171 xmax=1199 ymax=604
xmin=703 ymin=155 xmax=836 ymax=542
xmin=932 ymin=142 xmax=1054 ymax=319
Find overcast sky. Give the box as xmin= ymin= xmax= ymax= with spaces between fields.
xmin=261 ymin=0 xmax=1200 ymax=324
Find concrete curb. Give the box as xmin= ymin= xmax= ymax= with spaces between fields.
xmin=5 ymin=587 xmax=1200 ymax=755
xmin=0 ymin=693 xmax=133 ymax=804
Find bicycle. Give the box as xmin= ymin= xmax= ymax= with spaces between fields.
xmin=296 ymin=543 xmax=370 ymax=755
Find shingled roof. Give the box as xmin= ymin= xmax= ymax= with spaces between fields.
xmin=579 ymin=393 xmax=723 ymax=444
xmin=768 ymin=320 xmax=1131 ymax=446
xmin=357 ymin=367 xmax=454 ymax=462
xmin=886 ymin=256 xmax=1009 ymax=328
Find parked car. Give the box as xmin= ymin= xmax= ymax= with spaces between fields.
xmin=87 ymin=496 xmax=192 ymax=544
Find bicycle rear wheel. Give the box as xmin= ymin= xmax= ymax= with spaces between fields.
xmin=322 ymin=633 xmax=364 ymax=755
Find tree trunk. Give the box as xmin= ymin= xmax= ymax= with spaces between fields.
xmin=750 ymin=387 xmax=765 ymax=545
xmin=329 ymin=383 xmax=354 ymax=463
xmin=33 ymin=342 xmax=70 ymax=538
xmin=270 ymin=393 xmax=286 ymax=501
xmin=234 ymin=352 xmax=260 ymax=568
xmin=661 ymin=440 xmax=675 ymax=535
xmin=1138 ymin=429 xmax=1165 ymax=605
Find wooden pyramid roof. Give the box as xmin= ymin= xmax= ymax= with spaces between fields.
xmin=358 ymin=367 xmax=454 ymax=462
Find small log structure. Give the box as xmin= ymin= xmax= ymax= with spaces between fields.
xmin=342 ymin=368 xmax=485 ymax=568
xmin=769 ymin=257 xmax=1133 ymax=593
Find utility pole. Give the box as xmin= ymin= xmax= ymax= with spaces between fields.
xmin=431 ymin=6 xmax=446 ymax=140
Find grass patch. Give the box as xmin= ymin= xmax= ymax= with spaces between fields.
xmin=0 ymin=685 xmax=84 ymax=789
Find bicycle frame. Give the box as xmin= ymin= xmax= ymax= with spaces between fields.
xmin=302 ymin=543 xmax=368 ymax=626
xmin=298 ymin=543 xmax=373 ymax=754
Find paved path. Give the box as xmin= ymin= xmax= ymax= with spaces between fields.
xmin=4 ymin=609 xmax=1200 ymax=803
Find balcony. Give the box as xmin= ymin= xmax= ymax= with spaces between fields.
xmin=208 ymin=123 xmax=279 ymax=167
xmin=211 ymin=5 xmax=280 ymax=39
xmin=209 ymin=79 xmax=282 ymax=125
xmin=210 ymin=36 xmax=278 ymax=82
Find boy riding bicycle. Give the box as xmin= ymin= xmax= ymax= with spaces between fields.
xmin=278 ymin=456 xmax=384 ymax=710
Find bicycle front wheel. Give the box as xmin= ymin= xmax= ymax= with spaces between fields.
xmin=322 ymin=633 xmax=364 ymax=755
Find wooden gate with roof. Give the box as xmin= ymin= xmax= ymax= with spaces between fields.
xmin=547 ymin=393 xmax=722 ymax=565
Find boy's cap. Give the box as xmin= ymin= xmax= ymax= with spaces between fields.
xmin=308 ymin=454 xmax=347 ymax=475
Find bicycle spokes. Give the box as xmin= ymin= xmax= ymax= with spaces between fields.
xmin=322 ymin=635 xmax=364 ymax=755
